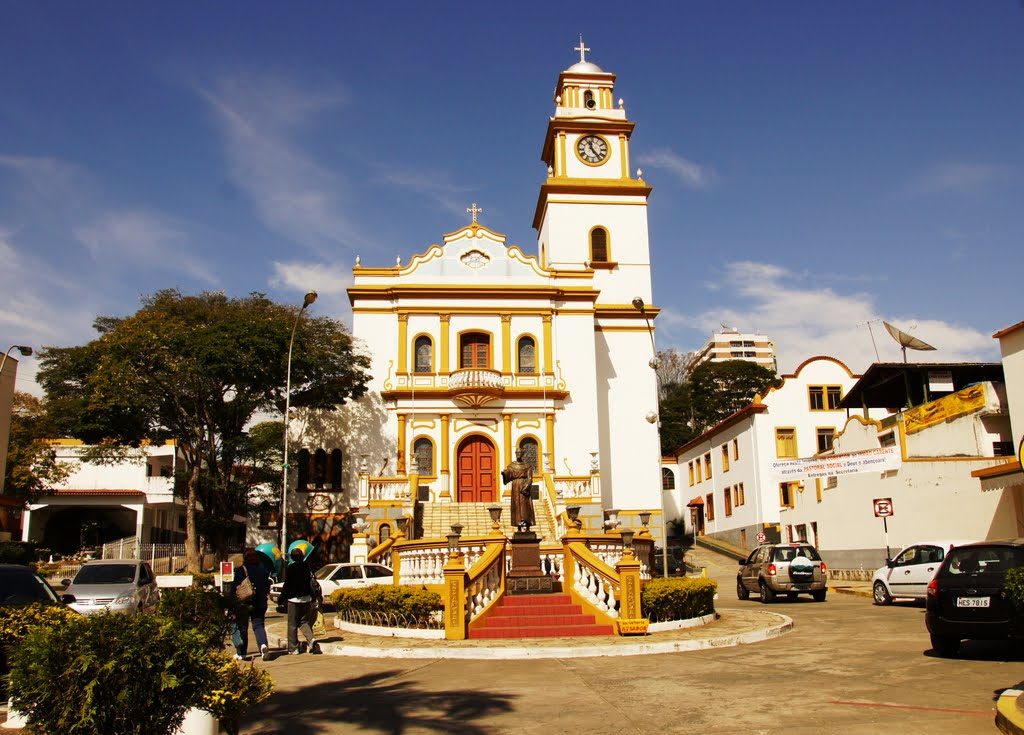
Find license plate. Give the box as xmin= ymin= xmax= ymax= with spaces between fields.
xmin=956 ymin=597 xmax=990 ymax=608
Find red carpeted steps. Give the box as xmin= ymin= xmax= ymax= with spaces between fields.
xmin=470 ymin=593 xmax=615 ymax=639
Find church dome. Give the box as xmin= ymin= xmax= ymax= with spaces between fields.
xmin=564 ymin=60 xmax=604 ymax=74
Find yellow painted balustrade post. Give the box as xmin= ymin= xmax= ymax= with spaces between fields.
xmin=443 ymin=549 xmax=467 ymax=640
xmin=408 ymin=470 xmax=419 ymax=501
xmin=615 ymin=550 xmax=649 ymax=636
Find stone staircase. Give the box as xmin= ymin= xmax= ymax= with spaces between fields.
xmin=470 ymin=593 xmax=614 ymax=639
xmin=419 ymin=499 xmax=557 ymax=541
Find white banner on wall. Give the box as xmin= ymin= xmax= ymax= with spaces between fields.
xmin=769 ymin=445 xmax=902 ymax=481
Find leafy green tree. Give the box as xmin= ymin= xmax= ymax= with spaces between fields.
xmin=658 ymin=360 xmax=780 ymax=454
xmin=37 ymin=290 xmax=370 ymax=572
xmin=3 ymin=393 xmax=73 ymax=504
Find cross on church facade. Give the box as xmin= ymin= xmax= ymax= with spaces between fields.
xmin=574 ymin=36 xmax=590 ymax=63
xmin=467 ymin=202 xmax=483 ymax=224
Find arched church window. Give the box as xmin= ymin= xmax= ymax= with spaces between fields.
xmin=584 ymin=90 xmax=596 ymax=110
xmin=590 ymin=227 xmax=609 ymax=263
xmin=378 ymin=524 xmax=390 ymax=547
xmin=414 ymin=335 xmax=433 ymax=373
xmin=413 ymin=437 xmax=434 ymax=476
xmin=296 ymin=448 xmax=310 ymax=491
xmin=518 ymin=437 xmax=539 ymax=476
xmin=329 ymin=448 xmax=342 ymax=489
xmin=662 ymin=467 xmax=676 ymax=491
xmin=460 ymin=332 xmax=490 ymax=368
xmin=517 ymin=336 xmax=536 ymax=374
xmin=313 ymin=448 xmax=327 ymax=487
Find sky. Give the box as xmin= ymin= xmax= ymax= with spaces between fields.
xmin=1 ymin=2 xmax=1022 ymax=395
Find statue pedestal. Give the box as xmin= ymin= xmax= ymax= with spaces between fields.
xmin=507 ymin=531 xmax=553 ymax=594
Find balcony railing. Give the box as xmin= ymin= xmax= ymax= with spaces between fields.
xmin=447 ymin=368 xmax=504 ymax=408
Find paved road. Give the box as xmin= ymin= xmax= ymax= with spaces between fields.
xmin=244 ymin=550 xmax=1024 ymax=735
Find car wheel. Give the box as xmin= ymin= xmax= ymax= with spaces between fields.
xmin=758 ymin=580 xmax=776 ymax=603
xmin=872 ymin=581 xmax=892 ymax=606
xmin=930 ymin=634 xmax=960 ymax=657
xmin=811 ymin=589 xmax=827 ymax=602
xmin=736 ymin=577 xmax=750 ymax=600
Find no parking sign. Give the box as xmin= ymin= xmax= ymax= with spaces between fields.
xmin=873 ymin=498 xmax=894 ymax=517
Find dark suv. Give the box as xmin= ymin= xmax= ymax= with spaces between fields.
xmin=925 ymin=539 xmax=1024 ymax=656
xmin=737 ymin=543 xmax=828 ymax=603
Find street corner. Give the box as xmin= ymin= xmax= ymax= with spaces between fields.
xmin=996 ymin=688 xmax=1024 ymax=735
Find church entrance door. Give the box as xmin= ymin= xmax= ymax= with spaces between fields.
xmin=457 ymin=436 xmax=496 ymax=503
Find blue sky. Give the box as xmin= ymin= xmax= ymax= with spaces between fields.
xmin=2 ymin=2 xmax=1021 ymax=393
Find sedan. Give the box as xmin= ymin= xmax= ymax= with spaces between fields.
xmin=0 ymin=564 xmax=65 ymax=607
xmin=871 ymin=539 xmax=975 ymax=605
xmin=62 ymin=559 xmax=160 ymax=615
xmin=271 ymin=562 xmax=393 ymax=602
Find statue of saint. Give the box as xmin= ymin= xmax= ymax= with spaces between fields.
xmin=502 ymin=449 xmax=535 ymax=531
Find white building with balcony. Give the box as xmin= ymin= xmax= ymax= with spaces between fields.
xmin=20 ymin=440 xmax=186 ymax=555
xmin=288 ymin=47 xmax=667 ymax=549
xmin=688 ymin=328 xmax=777 ymax=374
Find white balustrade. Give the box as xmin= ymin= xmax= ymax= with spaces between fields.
xmin=368 ymin=478 xmax=408 ymax=501
xmin=571 ymin=558 xmax=620 ymax=619
xmin=554 ymin=477 xmax=596 ymax=498
xmin=540 ymin=551 xmax=564 ymax=582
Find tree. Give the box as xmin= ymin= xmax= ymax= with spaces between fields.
xmin=658 ymin=360 xmax=781 ymax=455
xmin=3 ymin=393 xmax=73 ymax=504
xmin=37 ymin=290 xmax=371 ymax=572
xmin=654 ymin=348 xmax=695 ymax=399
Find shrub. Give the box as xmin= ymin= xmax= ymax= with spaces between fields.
xmin=0 ymin=541 xmax=37 ymax=565
xmin=158 ymin=585 xmax=234 ymax=649
xmin=8 ymin=612 xmax=216 ymax=735
xmin=0 ymin=603 xmax=77 ymax=698
xmin=200 ymin=653 xmax=274 ymax=735
xmin=191 ymin=572 xmax=216 ymax=588
xmin=641 ymin=577 xmax=717 ymax=622
xmin=332 ymin=585 xmax=442 ymax=624
xmin=1006 ymin=567 xmax=1024 ymax=612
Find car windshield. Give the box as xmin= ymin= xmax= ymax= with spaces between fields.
xmin=941 ymin=546 xmax=1024 ymax=577
xmin=0 ymin=569 xmax=59 ymax=606
xmin=74 ymin=564 xmax=136 ymax=585
xmin=773 ymin=546 xmax=821 ymax=562
xmin=315 ymin=566 xmax=336 ymax=580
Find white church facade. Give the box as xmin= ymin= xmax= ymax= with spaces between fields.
xmin=295 ymin=46 xmax=668 ymax=551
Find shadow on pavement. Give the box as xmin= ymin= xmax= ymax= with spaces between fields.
xmin=244 ymin=670 xmax=516 ymax=734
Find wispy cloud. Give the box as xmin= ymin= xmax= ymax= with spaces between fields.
xmin=903 ymin=162 xmax=1011 ymax=196
xmin=372 ymin=167 xmax=475 ymax=217
xmin=270 ymin=259 xmax=354 ymax=325
xmin=198 ymin=73 xmax=367 ymax=254
xmin=658 ymin=261 xmax=995 ymax=373
xmin=74 ymin=211 xmax=218 ymax=285
xmin=635 ymin=148 xmax=716 ymax=189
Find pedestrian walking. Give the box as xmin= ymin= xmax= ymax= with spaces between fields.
xmin=279 ymin=547 xmax=322 ymax=655
xmin=231 ymin=548 xmax=273 ymax=661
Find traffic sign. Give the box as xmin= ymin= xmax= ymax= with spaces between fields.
xmin=220 ymin=561 xmax=234 ymax=584
xmin=756 ymin=531 xmax=767 ymax=544
xmin=873 ymin=498 xmax=894 ymax=518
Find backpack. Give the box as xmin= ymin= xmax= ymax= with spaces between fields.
xmin=309 ymin=570 xmax=323 ymax=606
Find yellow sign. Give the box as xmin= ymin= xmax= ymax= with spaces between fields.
xmin=617 ymin=618 xmax=650 ymax=635
xmin=905 ymin=384 xmax=987 ymax=434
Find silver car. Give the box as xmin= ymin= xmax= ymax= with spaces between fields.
xmin=737 ymin=543 xmax=828 ymax=603
xmin=62 ymin=559 xmax=160 ymax=615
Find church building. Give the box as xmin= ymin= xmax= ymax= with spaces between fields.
xmin=289 ymin=44 xmax=668 ymax=554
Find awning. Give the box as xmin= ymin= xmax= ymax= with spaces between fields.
xmin=686 ymin=496 xmax=704 ymax=507
xmin=972 ymin=461 xmax=1023 ymax=492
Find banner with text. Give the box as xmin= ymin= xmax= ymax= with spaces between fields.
xmin=769 ymin=446 xmax=902 ymax=481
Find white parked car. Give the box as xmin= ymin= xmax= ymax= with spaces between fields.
xmin=271 ymin=562 xmax=393 ymax=603
xmin=871 ymin=540 xmax=975 ymax=605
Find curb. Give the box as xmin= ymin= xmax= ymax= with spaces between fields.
xmin=829 ymin=585 xmax=873 ymax=599
xmin=996 ymin=689 xmax=1024 ymax=735
xmin=312 ymin=613 xmax=794 ymax=660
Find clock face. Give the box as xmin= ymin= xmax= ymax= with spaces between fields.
xmin=576 ymin=135 xmax=609 ymax=164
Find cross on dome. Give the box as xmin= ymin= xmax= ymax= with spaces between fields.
xmin=574 ymin=35 xmax=590 ymax=64
xmin=467 ymin=202 xmax=483 ymax=224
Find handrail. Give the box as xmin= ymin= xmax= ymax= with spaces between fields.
xmin=464 ymin=539 xmax=507 ymax=625
xmin=540 ymin=472 xmax=561 ymax=536
xmin=367 ymin=535 xmax=397 ymax=566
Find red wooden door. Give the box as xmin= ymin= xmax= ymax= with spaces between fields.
xmin=457 ymin=436 xmax=496 ymax=502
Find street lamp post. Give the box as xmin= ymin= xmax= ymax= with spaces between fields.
xmin=280 ymin=292 xmax=317 ymax=555
xmin=0 ymin=345 xmax=33 ymax=378
xmin=632 ymin=298 xmax=669 ymax=578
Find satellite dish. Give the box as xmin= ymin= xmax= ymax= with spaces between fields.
xmin=883 ymin=321 xmax=936 ymax=362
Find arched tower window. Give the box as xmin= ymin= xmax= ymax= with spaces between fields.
xmin=414 ymin=335 xmax=433 ymax=373
xmin=329 ymin=449 xmax=342 ymax=489
xmin=662 ymin=467 xmax=676 ymax=491
xmin=590 ymin=227 xmax=609 ymax=263
xmin=378 ymin=524 xmax=391 ymax=547
xmin=413 ymin=437 xmax=434 ymax=476
xmin=518 ymin=437 xmax=539 ymax=476
xmin=313 ymin=448 xmax=327 ymax=487
xmin=460 ymin=332 xmax=490 ymax=368
xmin=583 ymin=90 xmax=596 ymax=110
xmin=517 ymin=336 xmax=536 ymax=374
xmin=297 ymin=448 xmax=310 ymax=491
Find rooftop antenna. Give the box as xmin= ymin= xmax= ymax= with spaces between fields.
xmin=883 ymin=321 xmax=937 ymax=363
xmin=857 ymin=320 xmax=881 ymax=362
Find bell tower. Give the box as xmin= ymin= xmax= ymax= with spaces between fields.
xmin=533 ymin=40 xmax=654 ymax=306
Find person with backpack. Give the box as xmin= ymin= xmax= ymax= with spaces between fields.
xmin=279 ymin=546 xmax=322 ymax=654
xmin=231 ymin=548 xmax=272 ymax=661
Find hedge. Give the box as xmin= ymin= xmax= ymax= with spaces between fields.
xmin=1006 ymin=567 xmax=1024 ymax=612
xmin=642 ymin=577 xmax=717 ymax=622
xmin=331 ymin=585 xmax=442 ymax=623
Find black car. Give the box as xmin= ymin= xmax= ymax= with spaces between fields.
xmin=0 ymin=563 xmax=64 ymax=607
xmin=924 ymin=539 xmax=1024 ymax=656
